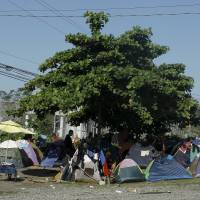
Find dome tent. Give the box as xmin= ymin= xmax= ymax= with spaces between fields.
xmin=126 ymin=143 xmax=157 ymax=168
xmin=113 ymin=158 xmax=145 ymax=183
xmin=145 ymin=155 xmax=192 ymax=182
xmin=0 ymin=140 xmax=39 ymax=168
xmin=0 ymin=147 xmax=23 ymax=168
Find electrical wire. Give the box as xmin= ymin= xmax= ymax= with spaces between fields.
xmin=33 ymin=0 xmax=86 ymax=32
xmin=0 ymin=50 xmax=39 ymax=65
xmin=0 ymin=70 xmax=29 ymax=82
xmin=0 ymin=62 xmax=37 ymax=85
xmin=0 ymin=63 xmax=38 ymax=77
xmin=0 ymin=61 xmax=37 ymax=82
xmin=1 ymin=12 xmax=200 ymax=18
xmin=111 ymin=12 xmax=200 ymax=17
xmin=7 ymin=0 xmax=65 ymax=35
xmin=1 ymin=3 xmax=200 ymax=12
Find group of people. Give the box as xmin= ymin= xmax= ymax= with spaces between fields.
xmin=25 ymin=129 xmax=199 ymax=181
xmin=38 ymin=131 xmax=121 ymax=178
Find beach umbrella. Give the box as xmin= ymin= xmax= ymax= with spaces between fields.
xmin=0 ymin=120 xmax=35 ymax=135
xmin=0 ymin=120 xmax=36 ymax=162
xmin=0 ymin=140 xmax=18 ymax=148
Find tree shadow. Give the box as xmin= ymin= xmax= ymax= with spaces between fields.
xmin=20 ymin=168 xmax=59 ymax=177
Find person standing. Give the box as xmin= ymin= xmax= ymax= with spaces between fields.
xmin=63 ymin=130 xmax=75 ymax=158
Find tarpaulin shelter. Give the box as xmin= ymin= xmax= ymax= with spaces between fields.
xmin=41 ymin=140 xmax=65 ymax=168
xmin=61 ymin=149 xmax=101 ymax=182
xmin=145 ymin=155 xmax=192 ymax=182
xmin=113 ymin=158 xmax=145 ymax=183
xmin=74 ymin=154 xmax=101 ymax=182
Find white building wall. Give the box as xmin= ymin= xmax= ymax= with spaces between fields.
xmin=54 ymin=111 xmax=97 ymax=139
xmin=65 ymin=122 xmax=89 ymax=139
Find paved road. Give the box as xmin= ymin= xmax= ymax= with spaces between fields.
xmin=1 ymin=176 xmax=200 ymax=200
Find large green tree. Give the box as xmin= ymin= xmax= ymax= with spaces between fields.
xmin=14 ymin=11 xmax=200 ymax=136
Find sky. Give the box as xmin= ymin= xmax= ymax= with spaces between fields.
xmin=0 ymin=0 xmax=200 ymax=100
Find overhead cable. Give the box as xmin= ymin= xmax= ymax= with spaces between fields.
xmin=1 ymin=3 xmax=200 ymax=12
xmin=7 ymin=0 xmax=65 ymax=35
xmin=0 ymin=49 xmax=39 ymax=65
xmin=1 ymin=12 xmax=200 ymax=18
xmin=33 ymin=0 xmax=86 ymax=32
xmin=0 ymin=62 xmax=38 ymax=82
xmin=0 ymin=70 xmax=28 ymax=82
xmin=0 ymin=62 xmax=38 ymax=77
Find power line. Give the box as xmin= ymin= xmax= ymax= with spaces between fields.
xmin=0 ymin=62 xmax=38 ymax=82
xmin=0 ymin=71 xmax=28 ymax=82
xmin=33 ymin=0 xmax=76 ymax=26
xmin=33 ymin=0 xmax=86 ymax=32
xmin=0 ymin=62 xmax=38 ymax=77
xmin=1 ymin=12 xmax=200 ymax=18
xmin=111 ymin=12 xmax=200 ymax=18
xmin=1 ymin=3 xmax=200 ymax=12
xmin=7 ymin=0 xmax=65 ymax=35
xmin=0 ymin=49 xmax=39 ymax=65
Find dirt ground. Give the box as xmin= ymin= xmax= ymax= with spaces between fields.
xmin=1 ymin=173 xmax=200 ymax=200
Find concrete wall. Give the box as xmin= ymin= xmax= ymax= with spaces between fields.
xmin=54 ymin=111 xmax=98 ymax=139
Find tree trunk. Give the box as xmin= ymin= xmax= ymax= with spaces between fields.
xmin=97 ymin=104 xmax=102 ymax=135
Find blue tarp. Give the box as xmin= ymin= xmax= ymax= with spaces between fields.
xmin=41 ymin=148 xmax=59 ymax=168
xmin=41 ymin=157 xmax=58 ymax=168
xmin=147 ymin=155 xmax=192 ymax=182
xmin=0 ymin=164 xmax=17 ymax=175
xmin=99 ymin=150 xmax=106 ymax=166
xmin=40 ymin=141 xmax=63 ymax=168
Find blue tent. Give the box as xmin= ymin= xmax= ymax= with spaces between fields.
xmin=126 ymin=143 xmax=157 ymax=168
xmin=145 ymin=155 xmax=192 ymax=182
xmin=174 ymin=149 xmax=191 ymax=168
xmin=41 ymin=140 xmax=64 ymax=168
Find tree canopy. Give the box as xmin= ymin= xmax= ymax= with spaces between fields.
xmin=14 ymin=11 xmax=200 ymax=136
